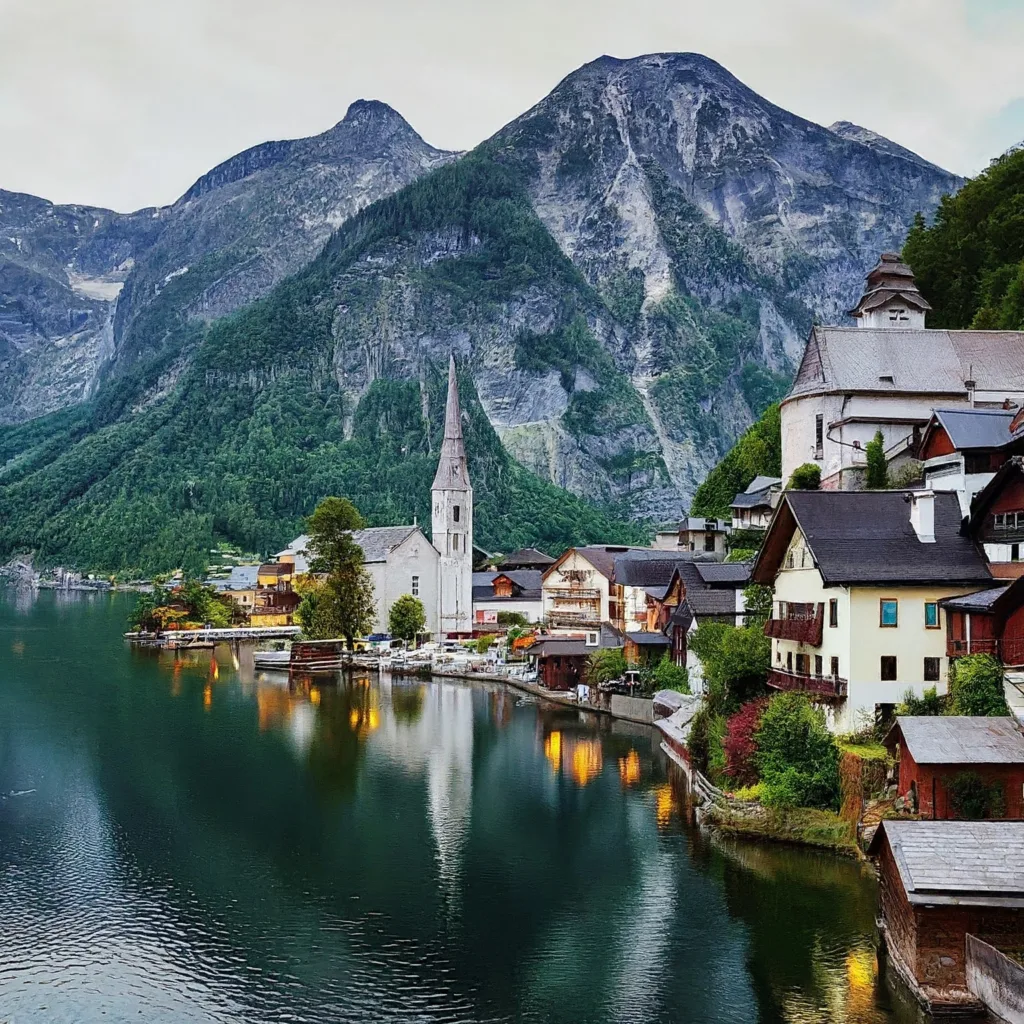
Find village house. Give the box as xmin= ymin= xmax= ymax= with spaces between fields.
xmin=652 ymin=517 xmax=731 ymax=558
xmin=882 ymin=716 xmax=1024 ymax=819
xmin=729 ymin=475 xmax=782 ymax=531
xmin=939 ymin=576 xmax=1024 ymax=667
xmin=472 ymin=569 xmax=543 ymax=625
xmin=918 ymin=407 xmax=1024 ymax=515
xmin=751 ymin=489 xmax=992 ymax=733
xmin=780 ymin=253 xmax=1024 ymax=489
xmin=526 ymin=625 xmax=624 ymax=692
xmin=209 ymin=565 xmax=258 ymax=617
xmin=251 ymin=562 xmax=302 ymax=626
xmin=966 ymin=456 xmax=1024 ymax=579
xmin=869 ymin=820 xmax=1024 ymax=1013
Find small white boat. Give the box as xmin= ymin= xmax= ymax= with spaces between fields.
xmin=253 ymin=650 xmax=292 ymax=669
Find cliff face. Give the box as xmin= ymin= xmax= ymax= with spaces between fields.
xmin=0 ymin=101 xmax=455 ymax=424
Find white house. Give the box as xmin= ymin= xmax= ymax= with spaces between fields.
xmin=472 ymin=570 xmax=543 ymax=625
xmin=751 ymin=489 xmax=993 ymax=733
xmin=780 ymin=253 xmax=1024 ymax=489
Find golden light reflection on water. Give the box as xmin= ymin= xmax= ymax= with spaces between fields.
xmin=544 ymin=731 xmax=562 ymax=773
xmin=202 ymin=682 xmax=212 ymax=711
xmin=654 ymin=783 xmax=674 ymax=829
xmin=618 ymin=749 xmax=640 ymax=787
xmin=570 ymin=738 xmax=602 ymax=787
xmin=780 ymin=942 xmax=886 ymax=1024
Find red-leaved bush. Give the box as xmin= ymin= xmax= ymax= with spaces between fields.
xmin=723 ymin=698 xmax=769 ymax=786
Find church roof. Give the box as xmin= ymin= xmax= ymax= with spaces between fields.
xmin=432 ymin=355 xmax=471 ymax=491
xmin=277 ymin=526 xmax=423 ymax=572
xmin=849 ymin=252 xmax=932 ymax=318
xmin=787 ymin=326 xmax=1024 ymax=401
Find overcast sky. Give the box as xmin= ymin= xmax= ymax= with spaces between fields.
xmin=2 ymin=0 xmax=1023 ymax=212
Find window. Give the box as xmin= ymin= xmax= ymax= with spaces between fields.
xmin=829 ymin=598 xmax=838 ymax=628
xmin=814 ymin=655 xmax=823 ymax=677
xmin=880 ymin=656 xmax=897 ymax=681
xmin=1014 ymin=544 xmax=1021 ymax=562
xmin=795 ymin=653 xmax=808 ymax=675
xmin=453 ymin=505 xmax=460 ymax=523
xmin=704 ymin=534 xmax=716 ymax=553
xmin=786 ymin=651 xmax=793 ymax=673
xmin=815 ymin=414 xmax=823 ymax=459
xmin=924 ymin=602 xmax=939 ymax=628
xmin=830 ymin=656 xmax=840 ymax=677
xmin=965 ymin=452 xmax=991 ymax=474
xmin=888 ymin=307 xmax=909 ymax=323
xmin=924 ymin=657 xmax=940 ymax=682
xmin=452 ymin=534 xmax=459 ymax=552
xmin=880 ymin=599 xmax=898 ymax=627
xmin=411 ymin=575 xmax=420 ymax=597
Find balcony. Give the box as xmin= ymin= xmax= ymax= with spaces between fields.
xmin=947 ymin=637 xmax=1024 ymax=667
xmin=546 ymin=610 xmax=602 ymax=628
xmin=767 ymin=668 xmax=847 ymax=702
xmin=549 ymin=589 xmax=601 ymax=603
xmin=764 ymin=603 xmax=824 ymax=646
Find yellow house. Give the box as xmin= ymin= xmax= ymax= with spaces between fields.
xmin=251 ymin=562 xmax=301 ymax=627
xmin=752 ymin=490 xmax=994 ymax=733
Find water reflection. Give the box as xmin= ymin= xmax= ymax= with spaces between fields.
xmin=0 ymin=588 xmax=925 ymax=1024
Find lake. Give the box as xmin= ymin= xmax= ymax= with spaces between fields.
xmin=0 ymin=588 xmax=920 ymax=1023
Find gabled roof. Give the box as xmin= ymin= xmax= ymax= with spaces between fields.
xmin=543 ymin=546 xmax=669 ymax=583
xmin=612 ymin=555 xmax=696 ymax=588
xmin=625 ymin=631 xmax=670 ymax=646
xmin=921 ymin=407 xmax=1019 ymax=453
xmin=869 ymin=820 xmax=1024 ymax=906
xmin=498 ymin=547 xmax=555 ymax=569
xmin=730 ymin=490 xmax=775 ymax=510
xmin=746 ymin=475 xmax=783 ymax=494
xmin=472 ymin=569 xmax=543 ymax=602
xmin=666 ymin=563 xmax=740 ymax=618
xmin=279 ymin=526 xmax=425 ymax=571
xmin=969 ymin=456 xmax=1024 ymax=535
xmin=695 ymin=562 xmax=752 ymax=586
xmin=787 ymin=326 xmax=1024 ymax=402
xmin=848 ymin=253 xmax=932 ymax=319
xmin=883 ymin=716 xmax=1024 ymax=765
xmin=752 ymin=490 xmax=991 ymax=587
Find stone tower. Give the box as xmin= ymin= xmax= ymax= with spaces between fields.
xmin=432 ymin=355 xmax=473 ymax=637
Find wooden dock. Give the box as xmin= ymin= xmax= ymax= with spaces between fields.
xmin=125 ymin=626 xmax=301 ymax=647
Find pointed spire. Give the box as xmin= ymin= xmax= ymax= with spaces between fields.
xmin=432 ymin=355 xmax=471 ymax=490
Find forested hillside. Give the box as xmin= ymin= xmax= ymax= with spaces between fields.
xmin=903 ymin=147 xmax=1024 ymax=329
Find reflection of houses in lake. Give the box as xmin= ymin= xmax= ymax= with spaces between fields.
xmin=373 ymin=680 xmax=474 ymax=898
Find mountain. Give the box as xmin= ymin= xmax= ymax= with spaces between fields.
xmin=0 ymin=101 xmax=455 ymax=425
xmin=0 ymin=53 xmax=964 ymax=574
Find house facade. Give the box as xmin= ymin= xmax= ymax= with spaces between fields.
xmin=967 ymin=456 xmax=1024 ymax=579
xmin=729 ymin=476 xmax=781 ymax=530
xmin=780 ymin=253 xmax=1024 ymax=489
xmin=472 ymin=570 xmax=543 ymax=625
xmin=752 ymin=490 xmax=992 ymax=733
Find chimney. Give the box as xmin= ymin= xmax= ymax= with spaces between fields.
xmin=909 ymin=490 xmax=935 ymax=543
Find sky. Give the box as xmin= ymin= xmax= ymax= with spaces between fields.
xmin=2 ymin=0 xmax=1024 ymax=212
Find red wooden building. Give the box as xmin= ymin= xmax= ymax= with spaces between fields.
xmin=883 ymin=716 xmax=1024 ymax=819
xmin=940 ymin=576 xmax=1024 ymax=667
xmin=869 ymin=820 xmax=1024 ymax=1012
xmin=969 ymin=455 xmax=1024 ymax=579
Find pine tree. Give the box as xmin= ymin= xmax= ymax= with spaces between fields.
xmin=865 ymin=431 xmax=887 ymax=489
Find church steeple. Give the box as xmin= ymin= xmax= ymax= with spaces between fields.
xmin=848 ymin=252 xmax=931 ymax=328
xmin=432 ymin=355 xmax=471 ymax=490
xmin=431 ymin=355 xmax=473 ymax=637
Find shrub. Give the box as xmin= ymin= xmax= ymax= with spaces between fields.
xmin=755 ymin=692 xmax=841 ymax=811
xmin=730 ymin=782 xmax=763 ymax=801
xmin=788 ymin=463 xmax=821 ymax=490
xmin=651 ymin=655 xmax=690 ymax=694
xmin=687 ymin=706 xmax=727 ymax=783
xmin=689 ymin=621 xmax=770 ymax=712
xmin=723 ymin=697 xmax=769 ymax=786
xmin=948 ymin=655 xmax=1010 ymax=716
xmin=897 ymin=686 xmax=944 ymax=716
xmin=586 ymin=647 xmax=627 ymax=686
xmin=945 ymin=771 xmax=1006 ymax=819
xmin=865 ymin=430 xmax=888 ymax=489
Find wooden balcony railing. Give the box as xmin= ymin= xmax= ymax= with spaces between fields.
xmin=767 ymin=668 xmax=847 ymax=701
xmin=764 ymin=603 xmax=824 ymax=646
xmin=947 ymin=637 xmax=1024 ymax=667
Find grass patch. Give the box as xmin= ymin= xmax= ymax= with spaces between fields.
xmin=708 ymin=803 xmax=858 ymax=855
xmin=838 ymin=740 xmax=889 ymax=761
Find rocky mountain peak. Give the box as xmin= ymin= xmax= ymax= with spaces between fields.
xmin=827 ymin=120 xmax=952 ymax=172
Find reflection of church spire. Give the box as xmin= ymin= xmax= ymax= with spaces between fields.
xmin=432 ymin=355 xmax=471 ymax=490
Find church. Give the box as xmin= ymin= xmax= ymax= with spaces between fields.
xmin=781 ymin=253 xmax=1024 ymax=490
xmin=277 ymin=355 xmax=475 ymax=638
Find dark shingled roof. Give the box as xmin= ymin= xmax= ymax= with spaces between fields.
xmin=940 ymin=586 xmax=1008 ymax=612
xmin=669 ymin=562 xmax=741 ymax=618
xmin=472 ymin=570 xmax=542 ymax=602
xmin=869 ymin=820 xmax=1024 ymax=906
xmin=884 ymin=716 xmax=1024 ymax=765
xmin=695 ymin=562 xmax=752 ymax=586
xmin=613 ymin=555 xmax=696 ymax=588
xmin=731 ymin=490 xmax=774 ymax=510
xmin=760 ymin=490 xmax=991 ymax=586
xmin=498 ymin=547 xmax=556 ymax=569
xmin=626 ymin=631 xmax=670 ymax=646
xmin=929 ymin=407 xmax=1017 ymax=451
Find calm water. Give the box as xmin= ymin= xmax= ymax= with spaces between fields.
xmin=0 ymin=589 xmax=919 ymax=1023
